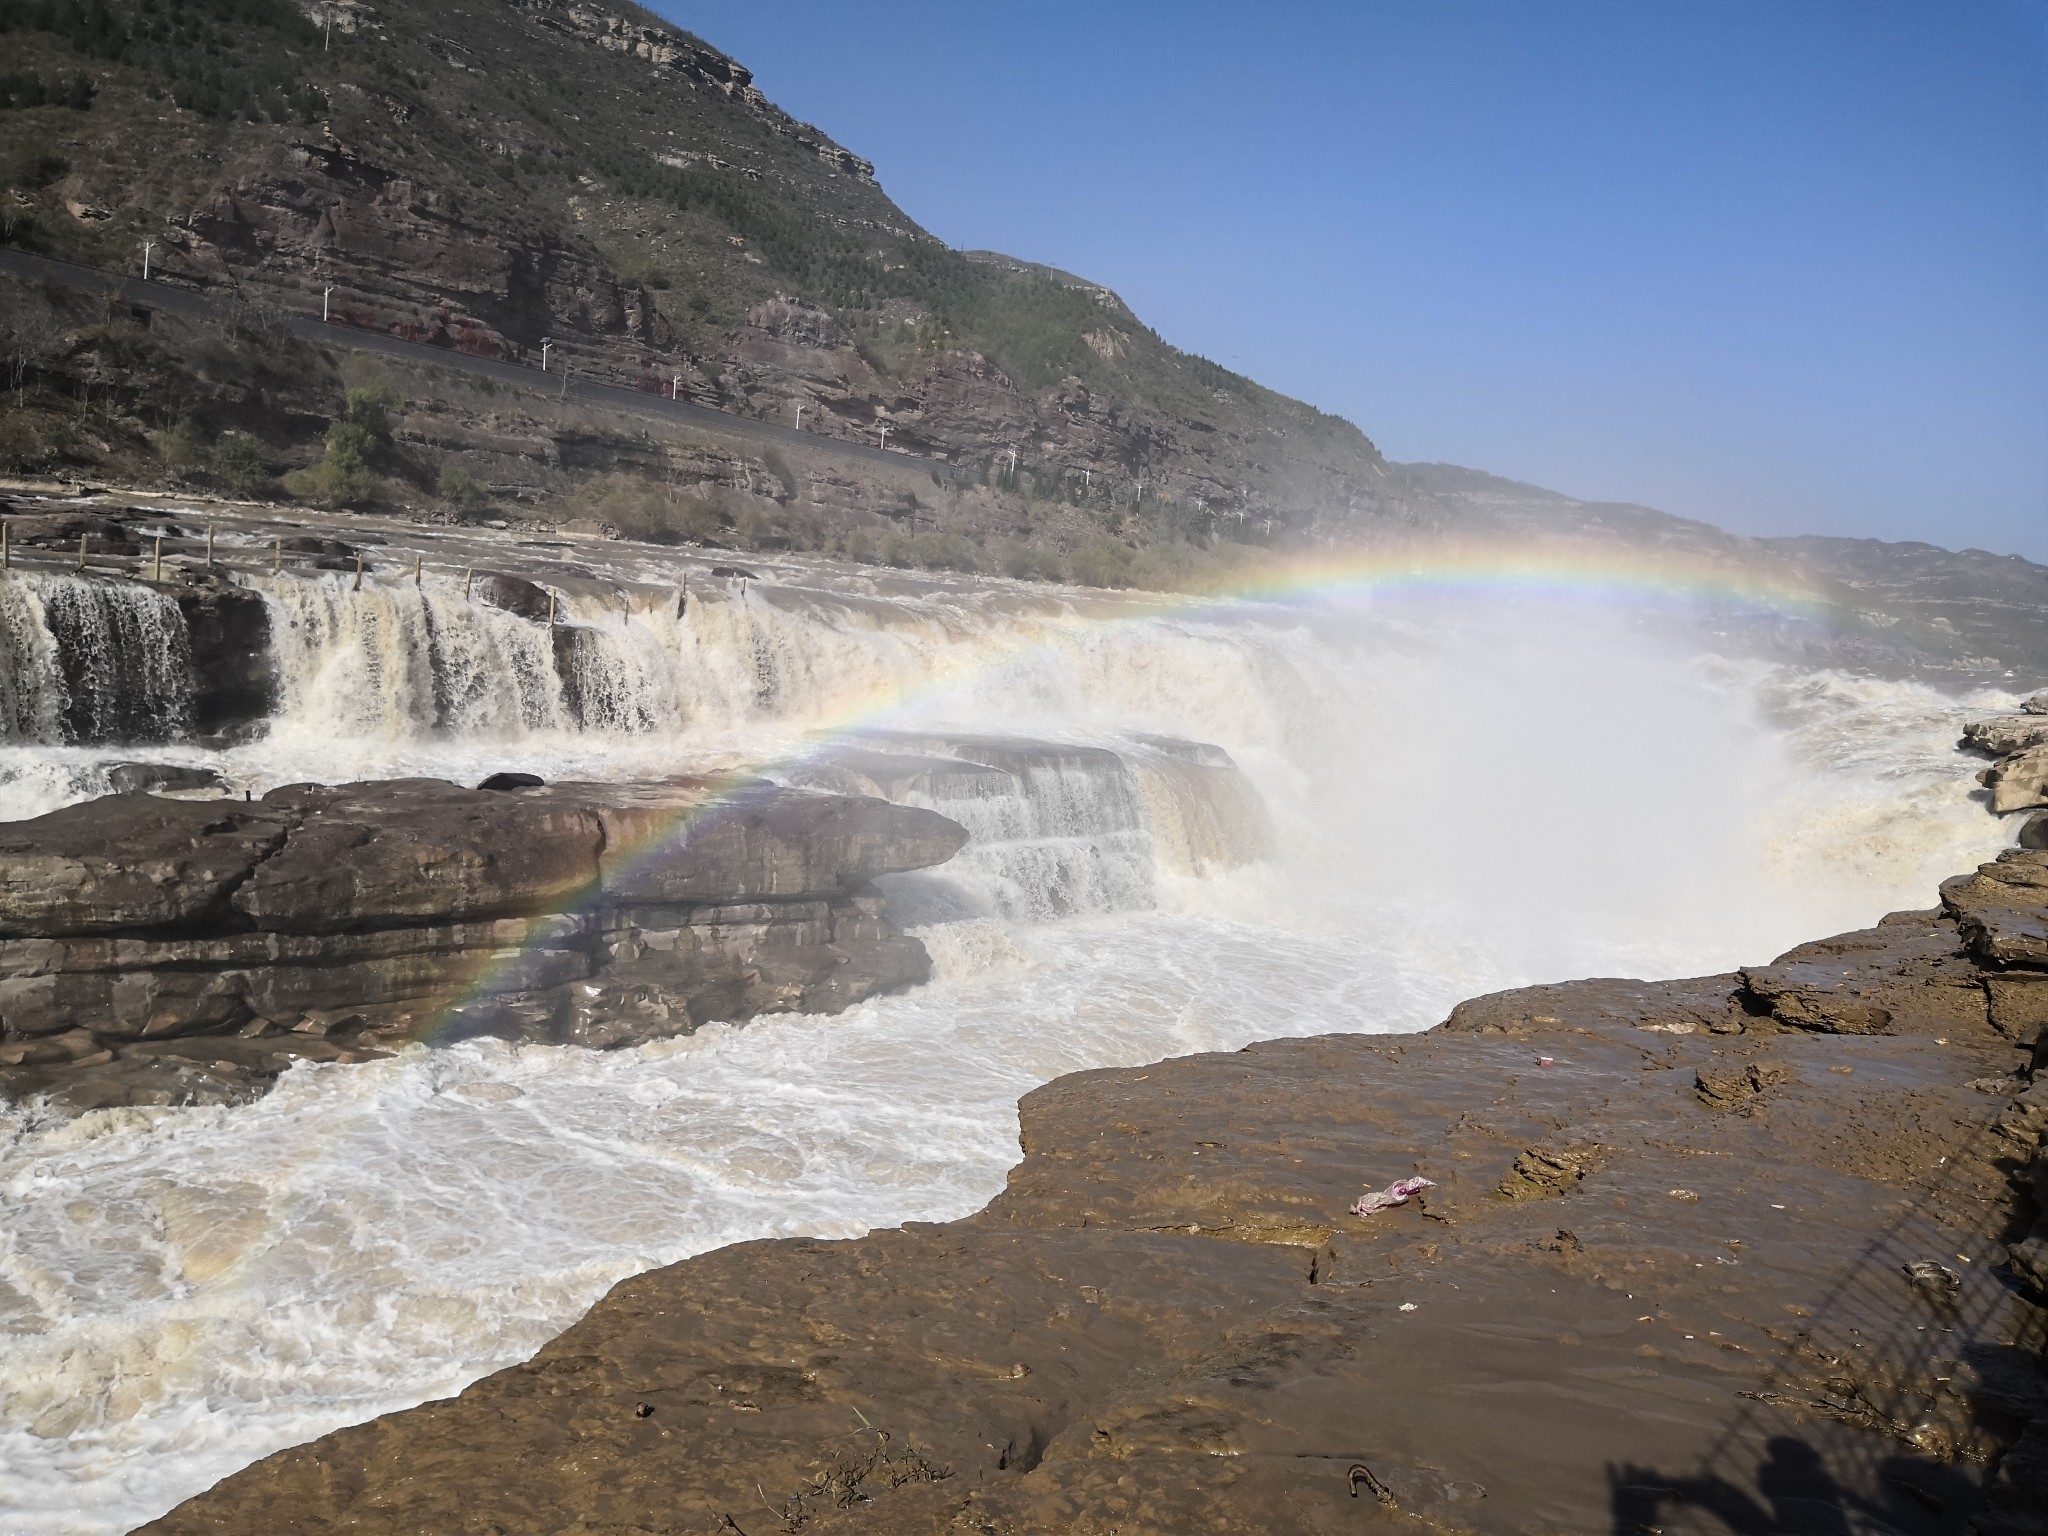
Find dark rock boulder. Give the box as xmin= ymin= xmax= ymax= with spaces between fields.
xmin=177 ymin=583 xmax=276 ymax=738
xmin=2021 ymin=812 xmax=2048 ymax=852
xmin=0 ymin=776 xmax=969 ymax=1101
xmin=105 ymin=762 xmax=225 ymax=796
xmin=556 ymin=780 xmax=970 ymax=904
xmin=279 ymin=535 xmax=359 ymax=570
xmin=473 ymin=572 xmax=554 ymax=621
xmin=3 ymin=512 xmax=142 ymax=553
xmin=477 ymin=772 xmax=545 ymax=791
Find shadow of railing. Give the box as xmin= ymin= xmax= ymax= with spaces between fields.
xmin=1608 ymin=1075 xmax=2045 ymax=1535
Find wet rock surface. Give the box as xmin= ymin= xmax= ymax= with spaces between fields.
xmin=1966 ymin=713 xmax=2048 ymax=817
xmin=0 ymin=778 xmax=966 ymax=1115
xmin=144 ymin=855 xmax=2048 ymax=1535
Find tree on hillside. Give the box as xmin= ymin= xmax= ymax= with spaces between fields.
xmin=3 ymin=306 xmax=67 ymax=406
xmin=285 ymin=378 xmax=395 ymax=507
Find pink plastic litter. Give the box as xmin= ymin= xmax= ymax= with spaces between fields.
xmin=1351 ymin=1176 xmax=1435 ymax=1217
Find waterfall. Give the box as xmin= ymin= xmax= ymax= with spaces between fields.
xmin=791 ymin=730 xmax=1272 ymax=923
xmin=0 ymin=574 xmax=191 ymax=745
xmin=0 ymin=552 xmax=2024 ymax=1536
xmin=257 ymin=574 xmax=570 ymax=738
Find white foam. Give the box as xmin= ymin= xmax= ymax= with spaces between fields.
xmin=0 ymin=588 xmax=2016 ymax=1533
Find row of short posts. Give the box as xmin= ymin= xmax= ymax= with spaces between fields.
xmin=0 ymin=520 xmax=696 ymax=628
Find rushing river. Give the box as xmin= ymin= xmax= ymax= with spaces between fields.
xmin=0 ymin=533 xmax=2019 ymax=1533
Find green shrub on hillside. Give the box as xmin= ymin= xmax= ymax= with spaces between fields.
xmin=287 ymin=449 xmax=373 ymax=506
xmin=156 ymin=415 xmax=205 ymax=471
xmin=572 ymin=474 xmax=724 ymax=545
xmin=1070 ymin=538 xmax=1135 ymax=589
xmin=281 ymin=379 xmax=395 ymax=507
xmin=208 ymin=430 xmax=271 ymax=495
xmin=995 ymin=540 xmax=1064 ymax=582
xmin=1 ymin=0 xmax=325 ymax=123
xmin=340 ymin=378 xmax=397 ymax=441
xmin=0 ymin=71 xmax=95 ymax=110
xmin=437 ymin=462 xmax=490 ymax=510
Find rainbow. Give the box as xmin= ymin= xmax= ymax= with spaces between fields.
xmin=402 ymin=533 xmax=1837 ymax=1044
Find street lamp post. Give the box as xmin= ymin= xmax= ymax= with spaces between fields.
xmin=540 ymin=337 xmax=552 ymax=372
xmin=322 ymin=285 xmax=334 ymax=321
xmin=671 ymin=369 xmax=682 ymax=400
xmin=141 ymin=240 xmax=154 ymax=281
xmin=793 ymin=402 xmax=804 ymax=431
xmin=877 ymin=423 xmax=889 ymax=451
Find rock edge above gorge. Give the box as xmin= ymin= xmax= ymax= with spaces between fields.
xmin=0 ymin=777 xmax=967 ymax=1114
xmin=145 ymin=851 xmax=2048 ymax=1535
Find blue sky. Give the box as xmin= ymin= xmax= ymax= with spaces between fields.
xmin=653 ymin=2 xmax=2048 ymax=559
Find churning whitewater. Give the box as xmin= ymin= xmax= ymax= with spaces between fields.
xmin=0 ymin=548 xmax=2019 ymax=1535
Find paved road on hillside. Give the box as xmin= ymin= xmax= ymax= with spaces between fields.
xmin=0 ymin=246 xmax=969 ymax=480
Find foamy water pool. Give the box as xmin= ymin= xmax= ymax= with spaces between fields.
xmin=0 ymin=582 xmax=2020 ymax=1533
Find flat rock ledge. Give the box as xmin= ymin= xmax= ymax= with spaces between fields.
xmin=145 ymin=851 xmax=2048 ymax=1535
xmin=0 ymin=778 xmax=967 ymax=1115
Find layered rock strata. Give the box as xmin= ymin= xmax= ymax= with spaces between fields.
xmin=0 ymin=778 xmax=966 ymax=1114
xmin=145 ymin=851 xmax=2048 ymax=1534
xmin=1967 ymin=694 xmax=2048 ymax=817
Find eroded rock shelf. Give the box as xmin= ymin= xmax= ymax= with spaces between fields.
xmin=135 ymin=850 xmax=2048 ymax=1535
xmin=0 ymin=777 xmax=965 ymax=1113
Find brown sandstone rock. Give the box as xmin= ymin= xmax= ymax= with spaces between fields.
xmin=0 ymin=797 xmax=292 ymax=937
xmin=1945 ymin=851 xmax=2048 ymax=968
xmin=1981 ymin=746 xmax=2048 ymax=814
xmin=1740 ymin=912 xmax=1991 ymax=1036
xmin=235 ymin=780 xmax=605 ymax=931
xmin=139 ymin=857 xmax=2048 ymax=1535
xmin=143 ymin=942 xmax=2046 ymax=1536
xmin=1964 ymin=715 xmax=2048 ymax=757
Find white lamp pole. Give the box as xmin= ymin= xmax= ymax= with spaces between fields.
xmin=141 ymin=240 xmax=154 ymax=280
xmin=877 ymin=423 xmax=889 ymax=450
xmin=322 ymin=285 xmax=333 ymax=321
xmin=540 ymin=337 xmax=552 ymax=372
xmin=671 ymin=369 xmax=682 ymax=399
xmin=793 ymin=401 xmax=804 ymax=431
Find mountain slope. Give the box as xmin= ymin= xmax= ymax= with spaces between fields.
xmin=0 ymin=0 xmax=1388 ymax=527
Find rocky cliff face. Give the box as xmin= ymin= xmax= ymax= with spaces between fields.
xmin=0 ymin=0 xmax=1390 ymax=533
xmin=0 ymin=776 xmax=966 ymax=1113
xmin=137 ymin=849 xmax=2048 ymax=1535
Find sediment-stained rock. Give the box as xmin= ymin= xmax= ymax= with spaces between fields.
xmin=1965 ymin=714 xmax=2048 ymax=758
xmin=0 ymin=778 xmax=967 ymax=1112
xmin=1945 ymin=850 xmax=2048 ymax=968
xmin=0 ymin=797 xmax=294 ymax=937
xmin=141 ymin=858 xmax=2048 ymax=1535
xmin=1983 ymin=745 xmax=2048 ymax=814
xmin=1739 ymin=911 xmax=1991 ymax=1036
